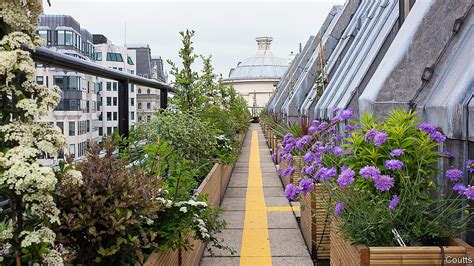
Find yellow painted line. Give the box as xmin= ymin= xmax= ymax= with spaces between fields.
xmin=240 ymin=131 xmax=272 ymax=266
xmin=266 ymin=206 xmax=301 ymax=212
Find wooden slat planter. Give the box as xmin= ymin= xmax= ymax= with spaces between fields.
xmin=145 ymin=131 xmax=246 ymax=266
xmin=300 ymin=184 xmax=331 ymax=260
xmin=330 ymin=222 xmax=474 ymax=266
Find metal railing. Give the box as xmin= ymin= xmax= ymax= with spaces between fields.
xmin=24 ymin=45 xmax=175 ymax=138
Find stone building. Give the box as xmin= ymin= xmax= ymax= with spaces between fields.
xmin=267 ymin=0 xmax=473 ymax=244
xmin=224 ymin=37 xmax=288 ymax=116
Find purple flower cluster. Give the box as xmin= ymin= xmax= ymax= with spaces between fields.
xmin=298 ymin=178 xmax=314 ymax=196
xmin=284 ymin=184 xmax=300 ymax=200
xmin=364 ymin=129 xmax=388 ymax=146
xmin=385 ymin=159 xmax=404 ymax=171
xmin=390 ymin=149 xmax=405 ymax=157
xmin=374 ymin=175 xmax=394 ymax=191
xmin=445 ymin=169 xmax=463 ymax=182
xmin=359 ymin=166 xmax=380 ymax=179
xmin=388 ymin=194 xmax=399 ymax=209
xmin=339 ymin=108 xmax=354 ymax=120
xmin=333 ymin=146 xmax=344 ymax=156
xmin=441 ymin=151 xmax=455 ymax=159
xmin=337 ymin=168 xmax=355 ymax=189
xmin=453 ymin=183 xmax=466 ymax=195
xmin=281 ymin=166 xmax=296 ymax=177
xmin=335 ymin=202 xmax=344 ymax=217
xmin=466 ymin=160 xmax=474 ymax=173
xmin=464 ymin=186 xmax=474 ymax=200
xmin=418 ymin=123 xmax=446 ymax=142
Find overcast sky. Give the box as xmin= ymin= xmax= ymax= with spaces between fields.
xmin=43 ymin=0 xmax=345 ymax=78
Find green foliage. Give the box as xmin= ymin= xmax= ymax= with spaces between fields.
xmin=56 ymin=139 xmax=165 ymax=265
xmin=321 ymin=109 xmax=472 ymax=246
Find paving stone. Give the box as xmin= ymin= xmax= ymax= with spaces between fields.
xmin=272 ymin=257 xmax=313 ymax=266
xmin=203 ymin=229 xmax=242 ymax=257
xmin=220 ymin=197 xmax=246 ymax=211
xmin=265 ymin=197 xmax=291 ymax=207
xmin=223 ymin=187 xmax=247 ymax=198
xmin=200 ymin=257 xmax=240 ymax=266
xmin=267 ymin=211 xmax=299 ymax=229
xmin=268 ymin=229 xmax=310 ymax=257
xmin=263 ymin=186 xmax=285 ymax=197
xmin=220 ymin=211 xmax=245 ymax=229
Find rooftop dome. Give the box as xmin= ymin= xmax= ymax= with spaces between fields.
xmin=226 ymin=37 xmax=288 ymax=81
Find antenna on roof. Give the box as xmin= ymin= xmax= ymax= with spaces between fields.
xmin=124 ymin=21 xmax=127 ymax=47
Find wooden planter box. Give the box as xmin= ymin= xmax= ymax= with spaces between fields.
xmin=145 ymin=131 xmax=246 ymax=266
xmin=300 ymin=184 xmax=331 ymax=260
xmin=331 ymin=222 xmax=474 ymax=266
xmin=278 ymin=155 xmax=303 ymax=187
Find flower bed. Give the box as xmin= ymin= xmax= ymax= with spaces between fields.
xmin=330 ymin=222 xmax=474 ymax=266
xmin=144 ymin=132 xmax=246 ymax=265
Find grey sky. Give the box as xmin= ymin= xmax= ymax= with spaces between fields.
xmin=43 ymin=0 xmax=345 ymax=78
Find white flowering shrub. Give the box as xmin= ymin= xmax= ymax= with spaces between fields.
xmin=0 ymin=1 xmax=80 ymax=264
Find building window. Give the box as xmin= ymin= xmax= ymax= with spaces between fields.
xmin=99 ymin=127 xmax=103 ymax=136
xmin=118 ymin=67 xmax=123 ymax=71
xmin=86 ymin=120 xmax=90 ymax=132
xmin=130 ymin=111 xmax=134 ymax=120
xmin=106 ymin=82 xmax=111 ymax=91
xmin=57 ymin=30 xmax=65 ymax=45
xmin=130 ymin=84 xmax=134 ymax=93
xmin=127 ymin=56 xmax=134 ymax=65
xmin=138 ymin=116 xmax=142 ymax=122
xmin=68 ymin=121 xmax=75 ymax=136
xmin=131 ymin=70 xmax=135 ymax=75
xmin=65 ymin=31 xmax=73 ymax=46
xmin=147 ymin=89 xmax=150 ymax=94
xmin=113 ymin=97 xmax=117 ymax=106
xmin=147 ymin=115 xmax=151 ymax=122
xmin=138 ymin=88 xmax=142 ymax=94
xmin=147 ymin=102 xmax=151 ymax=109
xmin=113 ymin=112 xmax=117 ymax=121
xmin=106 ymin=97 xmax=112 ymax=106
xmin=106 ymin=52 xmax=124 ymax=62
xmin=113 ymin=82 xmax=117 ymax=91
xmin=36 ymin=76 xmax=44 ymax=85
xmin=130 ymin=98 xmax=134 ymax=106
xmin=138 ymin=103 xmax=142 ymax=109
xmin=93 ymin=52 xmax=102 ymax=61
xmin=69 ymin=144 xmax=75 ymax=156
xmin=56 ymin=121 xmax=64 ymax=134
xmin=107 ymin=112 xmax=112 ymax=121
xmin=98 ymin=82 xmax=102 ymax=92
xmin=38 ymin=30 xmax=51 ymax=46
xmin=106 ymin=127 xmax=112 ymax=136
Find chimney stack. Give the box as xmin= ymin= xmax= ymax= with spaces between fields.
xmin=256 ymin=37 xmax=273 ymax=54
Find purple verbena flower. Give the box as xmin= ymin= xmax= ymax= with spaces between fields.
xmin=418 ymin=123 xmax=437 ymax=135
xmin=298 ymin=178 xmax=314 ymax=196
xmin=322 ymin=167 xmax=337 ymax=180
xmin=335 ymin=202 xmax=344 ymax=217
xmin=466 ymin=159 xmax=474 ymax=173
xmin=441 ymin=151 xmax=455 ymax=159
xmin=332 ymin=107 xmax=341 ymax=116
xmin=311 ymin=120 xmax=321 ymax=126
xmin=314 ymin=167 xmax=327 ymax=180
xmin=390 ymin=149 xmax=405 ymax=157
xmin=374 ymin=175 xmax=394 ymax=191
xmin=445 ymin=169 xmax=463 ymax=182
xmin=385 ymin=159 xmax=404 ymax=171
xmin=430 ymin=131 xmax=446 ymax=142
xmin=345 ymin=125 xmax=356 ymax=132
xmin=304 ymin=164 xmax=315 ymax=175
xmin=464 ymin=185 xmax=474 ymax=200
xmin=365 ymin=128 xmax=378 ymax=142
xmin=337 ymin=168 xmax=355 ymax=189
xmin=453 ymin=183 xmax=467 ymax=195
xmin=333 ymin=146 xmax=344 ymax=156
xmin=304 ymin=152 xmax=315 ymax=163
xmin=271 ymin=152 xmax=277 ymax=162
xmin=335 ymin=135 xmax=344 ymax=141
xmin=339 ymin=108 xmax=354 ymax=120
xmin=285 ymin=155 xmax=293 ymax=164
xmin=373 ymin=132 xmax=388 ymax=146
xmin=359 ymin=166 xmax=380 ymax=179
xmin=284 ymin=184 xmax=300 ymax=200
xmin=331 ymin=116 xmax=342 ymax=123
xmin=388 ymin=194 xmax=399 ymax=210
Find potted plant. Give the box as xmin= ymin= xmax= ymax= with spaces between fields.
xmin=282 ymin=109 xmax=474 ymax=265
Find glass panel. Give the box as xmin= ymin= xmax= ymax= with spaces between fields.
xmin=113 ymin=97 xmax=117 ymax=106
xmin=116 ymin=53 xmax=123 ymax=62
xmin=56 ymin=122 xmax=64 ymax=134
xmin=106 ymin=52 xmax=112 ymax=61
xmin=106 ymin=82 xmax=111 ymax=91
xmin=69 ymin=144 xmax=75 ymax=156
xmin=58 ymin=31 xmax=65 ymax=45
xmin=113 ymin=112 xmax=117 ymax=121
xmin=113 ymin=82 xmax=117 ymax=91
xmin=127 ymin=56 xmax=134 ymax=65
xmin=69 ymin=121 xmax=75 ymax=136
xmin=39 ymin=30 xmax=48 ymax=43
xmin=65 ymin=31 xmax=73 ymax=46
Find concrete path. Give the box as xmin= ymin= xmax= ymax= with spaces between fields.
xmin=201 ymin=124 xmax=312 ymax=266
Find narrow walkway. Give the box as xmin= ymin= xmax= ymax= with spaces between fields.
xmin=201 ymin=124 xmax=312 ymax=266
